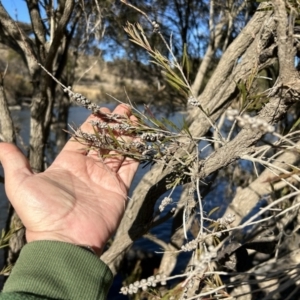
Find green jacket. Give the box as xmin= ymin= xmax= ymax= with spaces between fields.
xmin=0 ymin=241 xmax=113 ymax=300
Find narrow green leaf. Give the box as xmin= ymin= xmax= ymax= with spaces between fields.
xmin=208 ymin=206 xmax=220 ymax=217
xmin=145 ymin=116 xmax=167 ymax=130
xmin=237 ymin=81 xmax=247 ymax=108
xmin=163 ymin=71 xmax=188 ymax=89
xmin=289 ymin=117 xmax=300 ymax=133
xmin=136 ymin=22 xmax=144 ymax=32
xmin=166 ymin=77 xmax=183 ymax=91
xmin=181 ymin=119 xmax=193 ymax=139
xmin=161 ymin=117 xmax=181 ymax=132
xmin=141 ymin=32 xmax=151 ymax=49
xmin=107 ymin=126 xmax=121 ymax=148
xmin=153 ymin=119 xmax=167 ymax=131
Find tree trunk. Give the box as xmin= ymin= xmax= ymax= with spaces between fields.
xmin=0 ymin=72 xmax=15 ymax=143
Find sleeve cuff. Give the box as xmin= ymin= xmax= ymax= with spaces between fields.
xmin=3 ymin=241 xmax=113 ymax=300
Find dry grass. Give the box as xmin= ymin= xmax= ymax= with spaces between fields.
xmin=0 ymin=46 xmax=153 ymax=104
xmin=73 ymin=54 xmax=152 ymax=103
xmin=0 ymin=46 xmax=177 ymax=109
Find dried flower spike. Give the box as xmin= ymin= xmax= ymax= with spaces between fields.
xmin=159 ymin=197 xmax=172 ymax=212
xmin=63 ymin=86 xmax=101 ymax=114
xmin=187 ymin=96 xmax=200 ymax=106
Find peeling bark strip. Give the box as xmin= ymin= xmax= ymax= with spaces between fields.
xmin=0 ymin=72 xmax=15 ymax=143
xmin=190 ymin=0 xmax=249 ymax=97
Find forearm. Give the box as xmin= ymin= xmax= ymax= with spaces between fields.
xmin=1 ymin=241 xmax=113 ymax=300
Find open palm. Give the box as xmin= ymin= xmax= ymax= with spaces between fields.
xmin=0 ymin=104 xmax=139 ymax=254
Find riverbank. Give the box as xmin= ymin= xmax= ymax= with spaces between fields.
xmin=0 ymin=46 xmax=166 ymax=109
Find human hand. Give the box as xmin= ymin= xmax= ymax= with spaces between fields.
xmin=0 ymin=104 xmax=139 ymax=255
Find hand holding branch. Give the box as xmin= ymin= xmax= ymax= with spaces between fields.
xmin=0 ymin=104 xmax=139 ymax=255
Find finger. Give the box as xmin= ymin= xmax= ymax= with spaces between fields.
xmin=111 ymin=103 xmax=132 ymax=117
xmin=62 ymin=107 xmax=111 ymax=155
xmin=103 ymin=151 xmax=125 ymax=173
xmin=116 ymin=129 xmax=140 ymax=188
xmin=86 ymin=107 xmax=113 ymax=158
xmin=117 ymin=157 xmax=139 ymax=190
xmin=0 ymin=143 xmax=32 ymax=198
xmin=102 ymin=104 xmax=134 ymax=170
xmin=129 ymin=112 xmax=139 ymax=125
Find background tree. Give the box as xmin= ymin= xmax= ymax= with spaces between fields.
xmin=0 ymin=0 xmax=106 ymax=264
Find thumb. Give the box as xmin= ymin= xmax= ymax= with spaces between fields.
xmin=0 ymin=143 xmax=32 ymax=196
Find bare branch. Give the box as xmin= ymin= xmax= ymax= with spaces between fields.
xmin=224 ymin=143 xmax=300 ymax=224
xmin=45 ymin=0 xmax=74 ymax=69
xmin=0 ymin=3 xmax=38 ymax=73
xmin=273 ymin=0 xmax=298 ymax=81
xmin=26 ymin=0 xmax=47 ymax=47
xmin=191 ymin=0 xmax=249 ymax=97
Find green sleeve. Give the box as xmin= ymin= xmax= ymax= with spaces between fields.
xmin=0 ymin=241 xmax=113 ymax=300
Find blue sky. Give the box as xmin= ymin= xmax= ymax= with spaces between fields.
xmin=2 ymin=0 xmax=30 ymax=22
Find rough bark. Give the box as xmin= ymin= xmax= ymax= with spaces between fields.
xmin=188 ymin=1 xmax=274 ymax=134
xmin=190 ymin=0 xmax=248 ymax=97
xmin=0 ymin=72 xmax=15 ymax=143
xmin=0 ymin=4 xmax=38 ymax=76
xmin=0 ymin=1 xmax=76 ymax=171
xmin=224 ymin=145 xmax=300 ymax=225
xmin=28 ymin=0 xmax=74 ymax=171
xmin=5 ymin=211 xmax=25 ymax=266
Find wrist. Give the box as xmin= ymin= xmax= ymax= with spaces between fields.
xmin=26 ymin=232 xmax=102 ymax=255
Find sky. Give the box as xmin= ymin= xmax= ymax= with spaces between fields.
xmin=1 ymin=0 xmax=30 ymax=22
